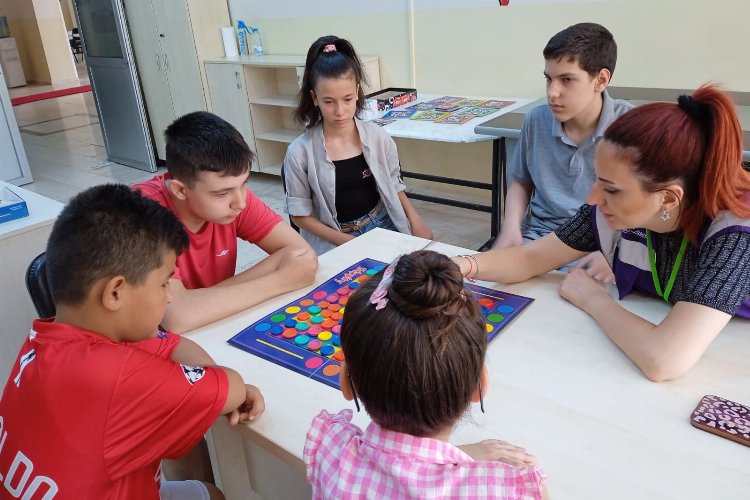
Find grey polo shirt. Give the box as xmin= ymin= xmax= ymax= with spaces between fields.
xmin=507 ymin=90 xmax=633 ymax=239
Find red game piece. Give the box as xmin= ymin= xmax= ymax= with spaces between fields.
xmin=478 ymin=298 xmax=495 ymax=308
xmin=305 ymin=357 xmax=324 ymax=369
xmin=312 ymin=291 xmax=327 ymax=300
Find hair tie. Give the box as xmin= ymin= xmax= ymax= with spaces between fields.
xmin=677 ymin=94 xmax=711 ymax=124
xmin=323 ymin=44 xmax=337 ymax=53
xmin=369 ymin=257 xmax=398 ymax=310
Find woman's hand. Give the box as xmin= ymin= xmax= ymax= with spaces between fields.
xmin=458 ymin=439 xmax=537 ymax=467
xmin=559 ymin=267 xmax=614 ymax=312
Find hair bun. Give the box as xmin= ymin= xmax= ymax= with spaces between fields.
xmin=388 ymin=250 xmax=465 ymax=319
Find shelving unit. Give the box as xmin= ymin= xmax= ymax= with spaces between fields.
xmin=205 ymin=55 xmax=380 ymax=174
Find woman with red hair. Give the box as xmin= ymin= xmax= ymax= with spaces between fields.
xmin=455 ymin=85 xmax=750 ymax=382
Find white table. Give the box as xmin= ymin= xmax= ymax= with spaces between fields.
xmin=374 ymin=94 xmax=533 ymax=248
xmin=185 ymin=229 xmax=750 ymax=500
xmin=0 ymin=182 xmax=63 ymax=387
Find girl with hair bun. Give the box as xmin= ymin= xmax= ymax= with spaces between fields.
xmin=304 ymin=250 xmax=547 ymax=500
xmin=455 ymin=84 xmax=750 ymax=382
xmin=283 ymin=35 xmax=432 ymax=255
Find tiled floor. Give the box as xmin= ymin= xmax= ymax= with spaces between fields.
xmin=11 ymin=71 xmax=492 ymax=270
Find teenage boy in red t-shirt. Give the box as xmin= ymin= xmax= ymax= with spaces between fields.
xmin=135 ymin=112 xmax=318 ymax=334
xmin=0 ymin=185 xmax=263 ymax=499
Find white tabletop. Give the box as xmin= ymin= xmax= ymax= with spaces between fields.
xmin=371 ymin=93 xmax=534 ymax=144
xmin=0 ymin=180 xmax=63 ymax=241
xmin=185 ymin=229 xmax=750 ymax=499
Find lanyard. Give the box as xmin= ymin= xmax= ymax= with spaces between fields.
xmin=646 ymin=229 xmax=689 ymax=302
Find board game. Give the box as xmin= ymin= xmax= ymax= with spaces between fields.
xmin=228 ymin=258 xmax=534 ymax=389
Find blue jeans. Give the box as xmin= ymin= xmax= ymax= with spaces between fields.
xmin=340 ymin=206 xmax=398 ymax=236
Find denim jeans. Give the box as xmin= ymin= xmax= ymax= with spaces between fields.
xmin=341 ymin=206 xmax=398 ymax=236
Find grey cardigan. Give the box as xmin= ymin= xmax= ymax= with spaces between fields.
xmin=283 ymin=119 xmax=411 ymax=254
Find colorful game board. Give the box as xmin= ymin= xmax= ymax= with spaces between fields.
xmin=229 ymin=259 xmax=533 ymax=389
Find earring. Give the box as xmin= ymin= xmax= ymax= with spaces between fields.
xmin=348 ymin=372 xmax=360 ymax=412
xmin=660 ymin=210 xmax=671 ymax=221
xmin=478 ymin=378 xmax=485 ymax=414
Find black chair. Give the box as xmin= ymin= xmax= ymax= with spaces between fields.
xmin=69 ymin=28 xmax=83 ymax=63
xmin=279 ymin=163 xmax=300 ymax=233
xmin=26 ymin=253 xmax=56 ymax=319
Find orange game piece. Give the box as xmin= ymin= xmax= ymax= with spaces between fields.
xmin=317 ymin=301 xmax=330 ymax=309
xmin=333 ymin=350 xmax=345 ymax=362
xmin=296 ymin=312 xmax=311 ymax=321
xmin=339 ymin=296 xmax=349 ymax=306
xmin=478 ymin=298 xmax=494 ymax=308
xmin=327 ymin=304 xmax=340 ymax=311
xmin=331 ymin=312 xmax=343 ymax=321
xmin=300 ymin=299 xmax=314 ymax=307
xmin=282 ymin=328 xmax=297 ymax=339
xmin=322 ymin=364 xmax=341 ymax=377
xmin=321 ymin=319 xmax=336 ymax=329
xmin=320 ymin=310 xmax=332 ymax=318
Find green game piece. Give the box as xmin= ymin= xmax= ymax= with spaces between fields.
xmin=270 ymin=314 xmax=286 ymax=323
xmin=487 ymin=313 xmax=505 ymax=323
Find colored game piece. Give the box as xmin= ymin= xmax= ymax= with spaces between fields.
xmin=229 ymin=258 xmax=533 ymax=390
xmin=305 ymin=357 xmax=324 ymax=369
xmin=322 ymin=364 xmax=340 ymax=377
xmin=307 ymin=339 xmax=322 ymax=351
xmin=318 ymin=331 xmax=333 ymax=342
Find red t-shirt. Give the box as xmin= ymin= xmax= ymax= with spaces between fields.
xmin=0 ymin=320 xmax=228 ymax=499
xmin=134 ymin=174 xmax=282 ymax=289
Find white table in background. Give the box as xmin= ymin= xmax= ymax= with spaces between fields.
xmin=185 ymin=229 xmax=750 ymax=500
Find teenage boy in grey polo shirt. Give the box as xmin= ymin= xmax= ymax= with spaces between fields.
xmin=496 ymin=23 xmax=632 ymax=281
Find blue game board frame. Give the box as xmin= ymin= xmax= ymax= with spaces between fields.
xmin=229 ymin=258 xmax=533 ymax=389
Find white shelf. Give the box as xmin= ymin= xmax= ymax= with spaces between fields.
xmin=255 ymin=128 xmax=301 ymax=144
xmin=259 ymin=163 xmax=282 ymax=176
xmin=249 ymin=95 xmax=297 ymax=108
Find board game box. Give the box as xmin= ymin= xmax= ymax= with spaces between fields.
xmin=229 ymin=259 xmax=534 ymax=390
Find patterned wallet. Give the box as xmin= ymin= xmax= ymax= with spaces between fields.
xmin=690 ymin=394 xmax=750 ymax=447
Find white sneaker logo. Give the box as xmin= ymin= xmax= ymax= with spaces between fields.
xmin=216 ymin=250 xmax=229 ymax=257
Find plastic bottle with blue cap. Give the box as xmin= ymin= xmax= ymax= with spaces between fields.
xmin=248 ymin=26 xmax=263 ymax=56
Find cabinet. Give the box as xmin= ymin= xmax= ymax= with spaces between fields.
xmin=0 ymin=66 xmax=32 ymax=185
xmin=122 ymin=0 xmax=229 ymax=160
xmin=206 ymin=55 xmax=380 ymax=175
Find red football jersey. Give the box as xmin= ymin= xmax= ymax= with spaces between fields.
xmin=0 ymin=320 xmax=228 ymax=499
xmin=135 ymin=174 xmax=282 ymax=289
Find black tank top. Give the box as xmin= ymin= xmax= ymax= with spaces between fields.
xmin=334 ymin=153 xmax=380 ymax=223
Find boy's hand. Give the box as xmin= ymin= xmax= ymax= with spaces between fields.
xmin=494 ymin=226 xmax=524 ymax=249
xmin=227 ymin=384 xmax=265 ymax=425
xmin=277 ymin=247 xmax=318 ymax=287
xmin=458 ymin=439 xmax=537 ymax=467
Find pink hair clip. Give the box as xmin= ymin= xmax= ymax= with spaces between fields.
xmin=323 ymin=44 xmax=337 ymax=53
xmin=369 ymin=257 xmax=399 ymax=310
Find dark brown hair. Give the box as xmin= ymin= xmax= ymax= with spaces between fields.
xmin=341 ymin=250 xmax=487 ymax=437
xmin=543 ymin=22 xmax=617 ymax=78
xmin=165 ymin=111 xmax=254 ymax=186
xmin=294 ymin=35 xmax=368 ymax=128
xmin=603 ymin=84 xmax=750 ymax=244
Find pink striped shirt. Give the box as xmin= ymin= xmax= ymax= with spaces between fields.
xmin=304 ymin=409 xmax=545 ymax=499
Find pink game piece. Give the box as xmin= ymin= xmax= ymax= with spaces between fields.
xmin=307 ymin=325 xmax=322 ymax=337
xmin=305 ymin=357 xmax=324 ymax=369
xmin=326 ymin=294 xmax=339 ymax=303
xmin=307 ymin=339 xmax=323 ymax=351
xmin=336 ymin=287 xmax=350 ymax=296
xmin=312 ymin=291 xmax=327 ymax=300
xmin=332 ymin=325 xmax=341 ymax=334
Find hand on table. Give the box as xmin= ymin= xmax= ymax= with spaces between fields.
xmin=493 ymin=226 xmax=524 ymax=249
xmin=574 ymin=252 xmax=615 ymax=284
xmin=277 ymin=247 xmax=318 ymax=287
xmin=559 ymin=267 xmax=614 ymax=312
xmin=227 ymin=384 xmax=265 ymax=425
xmin=458 ymin=439 xmax=537 ymax=467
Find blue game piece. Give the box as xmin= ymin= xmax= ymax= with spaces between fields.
xmin=480 ymin=305 xmax=489 ymax=315
xmin=332 ymin=335 xmax=341 ymax=346
xmin=320 ymin=345 xmax=335 ymax=356
xmin=373 ymin=265 xmax=385 ymax=272
xmin=349 ymin=281 xmax=360 ymax=289
xmin=270 ymin=325 xmax=284 ymax=335
xmin=295 ymin=322 xmax=310 ymax=331
xmin=284 ymin=318 xmax=297 ymax=328
xmin=496 ymin=304 xmax=514 ymax=313
xmin=254 ymin=322 xmax=271 ymax=332
xmin=294 ymin=335 xmax=310 ymax=346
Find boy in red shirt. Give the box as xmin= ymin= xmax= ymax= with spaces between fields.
xmin=135 ymin=112 xmax=318 ymax=334
xmin=0 ymin=185 xmax=264 ymax=499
